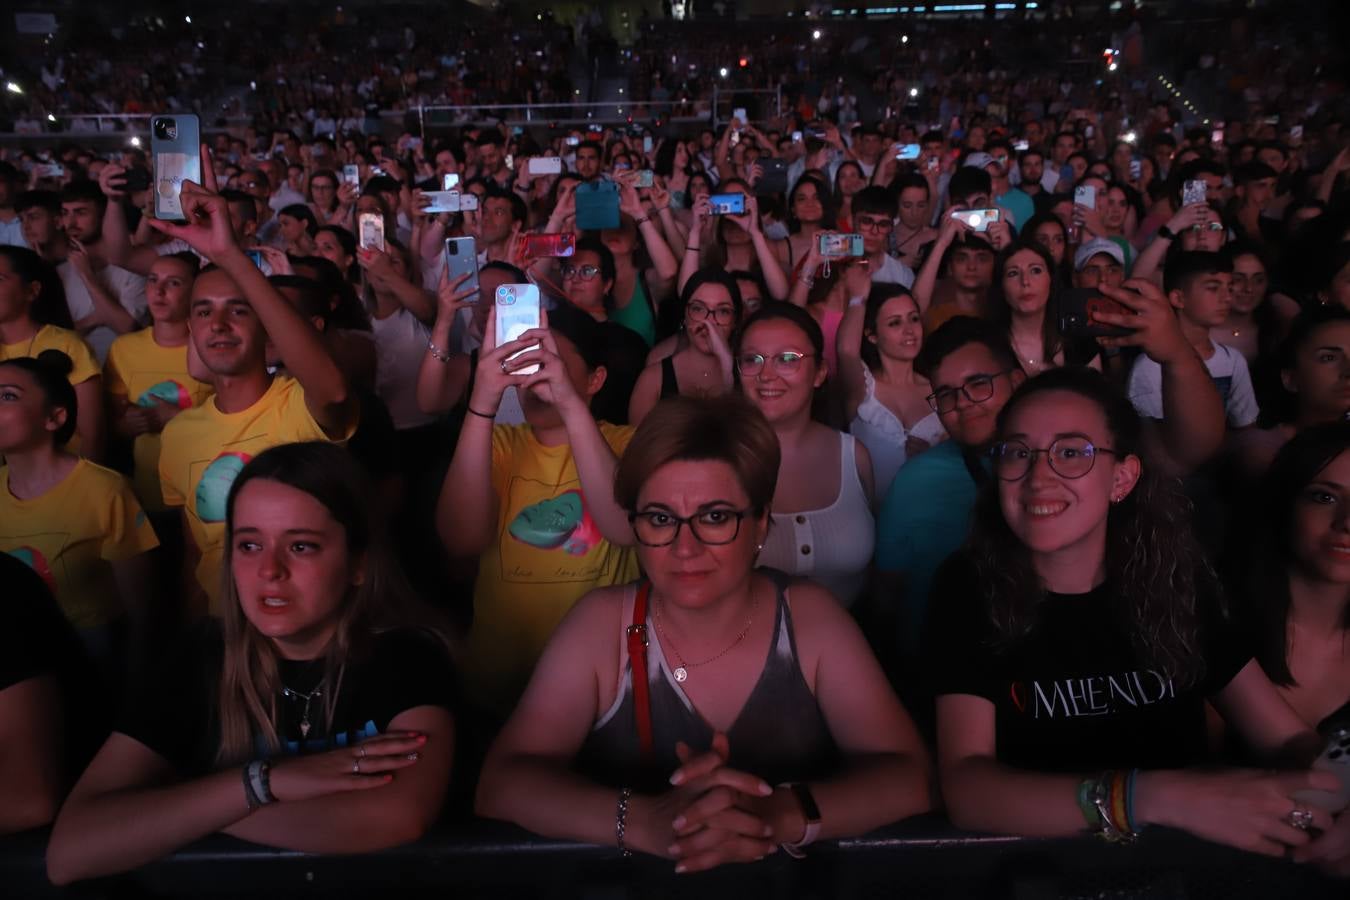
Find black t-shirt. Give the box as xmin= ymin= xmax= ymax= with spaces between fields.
xmin=118 ymin=621 xmax=458 ymax=775
xmin=0 ymin=554 xmax=103 ymax=770
xmin=925 ymin=555 xmax=1251 ymax=772
xmin=591 ymin=320 xmax=649 ymax=426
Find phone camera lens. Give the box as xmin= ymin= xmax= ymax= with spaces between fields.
xmin=153 ymin=118 xmax=178 ymax=141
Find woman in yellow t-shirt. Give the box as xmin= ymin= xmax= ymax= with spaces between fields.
xmin=0 ymin=350 xmax=158 ymax=673
xmin=0 ymin=246 xmax=104 ymax=460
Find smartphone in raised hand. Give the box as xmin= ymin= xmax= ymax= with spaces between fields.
xmin=495 ymin=283 xmax=541 ymax=375
xmin=444 ymin=237 xmax=479 ymax=296
xmin=150 ymin=113 xmax=202 ymax=221
xmin=358 ymin=213 xmax=385 ymax=252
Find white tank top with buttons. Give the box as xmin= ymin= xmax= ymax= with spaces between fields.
xmin=757 ymin=432 xmax=875 ymax=607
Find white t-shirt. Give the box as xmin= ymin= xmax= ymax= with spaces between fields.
xmin=871 ymin=254 xmax=916 ymax=290
xmin=0 ymin=215 xmax=27 ymax=248
xmin=370 ymin=307 xmax=437 ymax=431
xmin=1127 ymin=342 xmax=1259 ymax=428
xmin=58 ymin=261 xmax=147 ymax=363
xmin=269 ymin=185 xmax=306 ymax=213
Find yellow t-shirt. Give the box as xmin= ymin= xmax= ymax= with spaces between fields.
xmin=159 ymin=375 xmax=349 ymax=614
xmin=462 ymin=422 xmax=640 ymax=715
xmin=0 ymin=459 xmax=160 ymax=628
xmin=1 ymin=325 xmax=100 ymax=456
xmin=103 ymin=328 xmax=214 ymax=512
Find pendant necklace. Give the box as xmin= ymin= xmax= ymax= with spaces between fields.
xmin=281 ymin=684 xmax=322 ymax=738
xmin=652 ymin=587 xmax=759 ymax=684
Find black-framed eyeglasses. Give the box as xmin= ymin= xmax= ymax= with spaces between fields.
xmin=736 ymin=351 xmax=810 ymax=376
xmin=855 ymin=215 xmax=894 ymax=232
xmin=561 ymin=263 xmax=602 ymax=281
xmin=927 ymin=370 xmax=1014 ymax=414
xmin=629 ymin=508 xmax=751 ymax=546
xmin=687 ymin=301 xmax=736 ymax=325
xmin=991 ymin=436 xmax=1118 ymax=481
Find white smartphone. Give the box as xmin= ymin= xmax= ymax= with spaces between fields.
xmin=358 ymin=212 xmax=385 ymax=252
xmin=1074 ymin=184 xmax=1097 ymax=210
xmin=529 ymin=157 xmax=563 ymax=176
xmin=442 ymin=173 xmax=461 ymax=190
xmin=423 ymin=189 xmax=461 ymax=215
xmin=495 ymin=283 xmax=541 ymax=375
xmin=342 ymin=165 xmax=361 ymax=191
xmin=732 ymin=108 xmax=748 ymax=127
xmin=1291 ymin=727 xmax=1350 ymax=813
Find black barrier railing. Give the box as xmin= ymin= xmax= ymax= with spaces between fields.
xmin=2 ymin=815 xmax=1342 ymax=899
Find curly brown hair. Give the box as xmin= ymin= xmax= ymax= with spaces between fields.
xmin=965 ymin=367 xmax=1217 ymax=686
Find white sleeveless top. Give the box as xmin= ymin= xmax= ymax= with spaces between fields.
xmin=370 ymin=308 xmax=438 ymax=431
xmin=757 ymin=432 xmax=875 ymax=608
xmin=850 ymin=366 xmax=947 ymax=500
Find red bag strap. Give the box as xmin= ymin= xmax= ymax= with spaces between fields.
xmin=627 ymin=581 xmax=654 ymax=760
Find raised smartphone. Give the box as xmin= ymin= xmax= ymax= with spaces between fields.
xmin=529 ymin=156 xmax=563 ymax=176
xmin=495 ymin=283 xmax=541 ymax=375
xmin=1182 ymin=179 xmax=1208 ymax=206
xmin=818 ymin=232 xmax=865 ymax=258
xmin=444 ymin=236 xmax=479 ymax=296
xmin=358 ymin=212 xmax=385 ymax=252
xmin=1074 ymin=184 xmax=1097 ymax=210
xmin=522 ymin=233 xmax=576 ymax=258
xmin=1057 ymin=288 xmax=1133 ymax=339
xmin=150 ymin=113 xmax=202 ymax=221
xmin=953 ymin=207 xmax=1002 ymax=232
xmin=635 ymin=170 xmax=655 ymax=189
xmin=709 ymin=192 xmax=746 ymax=215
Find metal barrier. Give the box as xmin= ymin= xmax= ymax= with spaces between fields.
xmin=3 ymin=815 xmax=1343 ymax=899
xmin=415 ymin=100 xmax=715 ymax=134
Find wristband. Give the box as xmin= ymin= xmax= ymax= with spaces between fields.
xmin=634 ymin=214 xmax=652 ymax=227
xmin=685 ymin=244 xmax=701 ymax=253
xmin=243 ymin=759 xmax=276 ymax=811
xmin=427 ymin=340 xmax=453 ymax=363
xmin=1156 ymin=224 xmax=1177 ymax=241
xmin=615 ymin=787 xmax=633 ymax=858
xmin=466 ymin=406 xmax=496 ymax=420
xmin=778 ymin=782 xmax=822 ymax=859
xmin=848 ymin=295 xmax=867 ymax=308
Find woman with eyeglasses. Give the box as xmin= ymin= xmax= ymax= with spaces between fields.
xmin=737 ymin=303 xmax=876 ymax=607
xmin=1131 ymin=201 xmax=1228 ymax=287
xmin=307 ymin=170 xmax=355 ymax=228
xmin=928 ymin=366 xmax=1340 ymax=859
xmin=477 ymin=395 xmax=930 ymax=873
xmin=628 ymin=269 xmax=742 ymax=427
xmin=558 ymin=237 xmax=650 ymax=424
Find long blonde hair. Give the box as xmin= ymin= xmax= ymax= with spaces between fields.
xmin=215 ymin=441 xmax=451 ymax=765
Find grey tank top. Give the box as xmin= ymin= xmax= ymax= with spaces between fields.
xmin=577 ymin=572 xmax=838 ymax=792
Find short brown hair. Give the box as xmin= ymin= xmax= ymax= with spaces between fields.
xmin=615 ymin=395 xmax=780 ymax=513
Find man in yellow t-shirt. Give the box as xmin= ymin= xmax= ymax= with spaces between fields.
xmin=152 ymin=186 xmax=358 ymax=615
xmin=439 ymin=302 xmax=639 ymax=716
xmin=0 ymin=459 xmax=159 ymax=629
xmin=105 ymin=327 xmax=214 ymax=512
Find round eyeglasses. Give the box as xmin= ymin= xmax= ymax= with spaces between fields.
xmin=561 ymin=264 xmax=602 ymax=281
xmin=687 ymin=301 xmax=736 ymax=325
xmin=991 ymin=436 xmax=1118 ymax=481
xmin=736 ymin=351 xmax=809 ymax=377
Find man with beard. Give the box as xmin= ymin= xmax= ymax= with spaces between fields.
xmin=57 ymin=181 xmax=147 ymax=363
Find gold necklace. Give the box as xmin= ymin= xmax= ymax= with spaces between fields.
xmin=652 ymin=586 xmax=759 ymax=684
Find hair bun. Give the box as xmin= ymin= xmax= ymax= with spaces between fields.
xmin=34 ymin=348 xmax=74 ymax=379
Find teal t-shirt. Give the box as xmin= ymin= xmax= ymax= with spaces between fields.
xmin=610 ymin=275 xmax=656 ymax=347
xmin=874 ymin=439 xmax=988 ymax=659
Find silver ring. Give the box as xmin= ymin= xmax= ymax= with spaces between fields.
xmin=353 ymin=759 xmax=361 ymax=775
xmin=1288 ymin=808 xmax=1315 ymax=831
xmin=358 ymin=746 xmax=367 ymax=758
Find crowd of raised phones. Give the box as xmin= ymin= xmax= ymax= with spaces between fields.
xmin=2 ymin=24 xmax=1350 ymax=884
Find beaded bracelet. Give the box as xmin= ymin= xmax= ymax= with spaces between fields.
xmin=427 ymin=340 xmax=454 ymax=363
xmin=615 ymin=787 xmax=633 ymax=857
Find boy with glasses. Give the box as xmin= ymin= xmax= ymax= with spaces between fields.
xmin=851 ymin=186 xmax=915 ymax=288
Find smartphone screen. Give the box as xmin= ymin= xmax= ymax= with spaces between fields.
xmin=522 ymin=233 xmax=576 ymax=258
xmin=442 ymin=173 xmax=461 ymax=190
xmin=642 ymin=136 xmax=654 ymax=154
xmin=423 ymin=190 xmax=461 ymax=214
xmin=495 ymin=283 xmax=541 ymax=375
xmin=896 ymin=144 xmax=921 ymax=161
xmin=952 ymin=208 xmax=1001 ymax=232
xmin=358 ymin=213 xmax=385 ymax=251
xmin=792 ymin=131 xmax=803 ymax=143
xmin=1182 ymin=179 xmax=1207 ymax=206
xmin=709 ymin=193 xmax=746 ymax=215
xmin=635 ymin=170 xmax=655 ymax=189
xmin=818 ymin=232 xmax=865 ymax=258
xmin=150 ymin=114 xmax=202 ymax=221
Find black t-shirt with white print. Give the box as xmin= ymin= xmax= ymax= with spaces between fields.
xmin=117 ymin=620 xmax=457 ymax=776
xmin=925 ymin=554 xmax=1252 ymax=773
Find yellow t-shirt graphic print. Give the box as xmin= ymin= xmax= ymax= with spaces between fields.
xmin=462 ymin=423 xmax=639 ymax=715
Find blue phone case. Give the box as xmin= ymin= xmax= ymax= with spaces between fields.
xmin=710 ymin=193 xmax=746 ymax=215
xmin=575 ymin=182 xmax=620 ymax=231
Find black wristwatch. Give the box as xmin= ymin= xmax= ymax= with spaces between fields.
xmin=1156 ymin=224 xmax=1177 ymax=241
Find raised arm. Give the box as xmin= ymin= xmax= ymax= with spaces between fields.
xmin=148 ymin=183 xmax=354 ymax=438
xmin=911 ymin=214 xmax=966 ymax=315
xmin=1094 ymin=280 xmax=1226 ymax=475
xmin=416 ymin=271 xmax=476 ymax=416
xmin=835 ymin=263 xmax=873 ymax=421
xmin=1129 ymin=204 xmax=1210 ymax=286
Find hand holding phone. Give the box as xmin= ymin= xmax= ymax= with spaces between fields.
xmin=150 ymin=114 xmax=202 ymax=222
xmin=1182 ymin=179 xmax=1207 ymax=207
xmin=951 ymin=208 xmax=1001 ymax=233
xmin=1057 ymin=288 xmax=1133 ymax=339
xmin=495 ymin=283 xmax=541 ymax=375
xmin=818 ymin=232 xmax=865 ymax=258
xmin=1074 ymin=185 xmax=1097 ymax=210
xmin=358 ymin=213 xmax=385 ymax=252
xmin=709 ymin=193 xmax=747 ymax=216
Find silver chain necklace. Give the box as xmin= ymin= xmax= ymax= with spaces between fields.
xmin=281 ymin=684 xmax=323 ymax=738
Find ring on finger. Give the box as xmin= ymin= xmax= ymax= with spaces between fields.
xmin=1288 ymin=808 xmax=1315 ymax=831
xmin=358 ymin=746 xmax=367 ymax=758
xmin=353 ymin=758 xmax=361 ymax=775
xmin=500 ymin=359 xmax=510 ymax=373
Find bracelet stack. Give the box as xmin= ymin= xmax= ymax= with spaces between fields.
xmin=1076 ymin=769 xmax=1140 ymax=843
xmin=615 ymin=787 xmax=633 ymax=857
xmin=241 ymin=759 xmax=277 ymax=811
xmin=427 ymin=340 xmax=453 ymax=364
